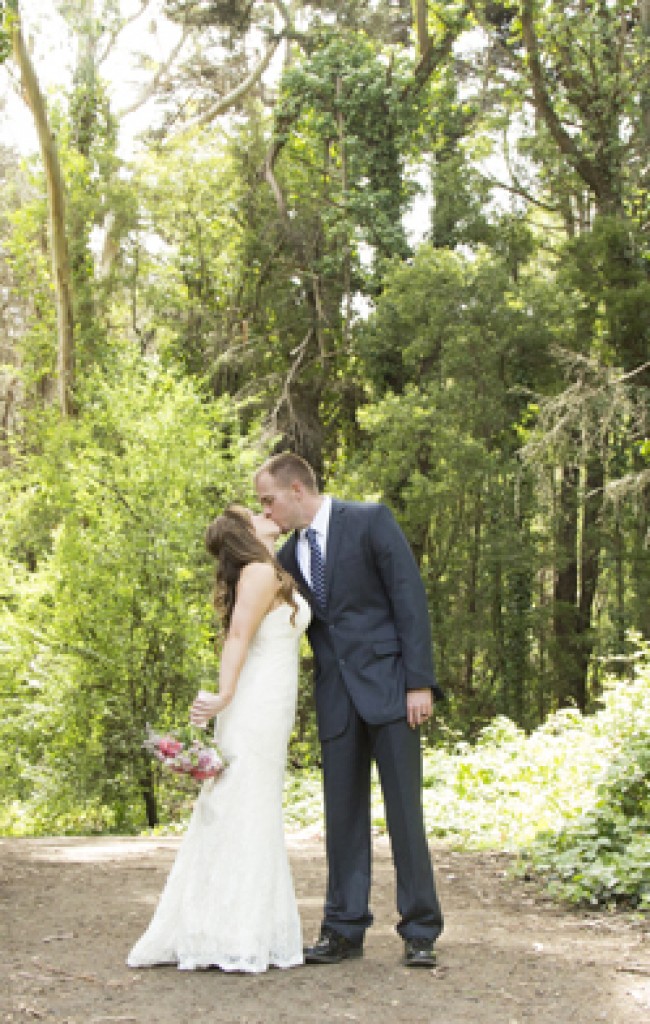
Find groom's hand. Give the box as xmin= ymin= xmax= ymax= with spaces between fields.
xmin=406 ymin=688 xmax=433 ymax=729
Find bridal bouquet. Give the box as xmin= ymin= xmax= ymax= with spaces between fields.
xmin=143 ymin=725 xmax=228 ymax=782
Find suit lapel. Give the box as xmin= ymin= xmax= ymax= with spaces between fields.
xmin=282 ymin=530 xmax=325 ymax=619
xmin=324 ymin=500 xmax=346 ymax=603
xmin=283 ymin=532 xmax=308 ymax=589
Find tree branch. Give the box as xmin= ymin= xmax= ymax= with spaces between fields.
xmin=520 ymin=0 xmax=612 ymax=207
xmin=478 ymin=171 xmax=559 ymax=213
xmin=416 ymin=0 xmax=432 ymax=64
xmin=271 ymin=0 xmax=292 ymax=26
xmin=119 ymin=25 xmax=191 ymax=118
xmin=198 ymin=34 xmax=282 ymax=124
xmin=263 ymin=139 xmax=289 ymax=221
xmin=408 ymin=18 xmax=457 ymax=96
xmin=269 ymin=327 xmax=312 ymax=432
xmin=11 ymin=10 xmax=74 ymax=416
xmin=97 ymin=0 xmax=151 ymax=68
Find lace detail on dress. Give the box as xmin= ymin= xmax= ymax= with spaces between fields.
xmin=127 ymin=595 xmax=310 ymax=974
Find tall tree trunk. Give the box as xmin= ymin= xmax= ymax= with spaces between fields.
xmin=552 ymin=458 xmax=604 ymax=712
xmin=11 ymin=10 xmax=74 ymax=416
xmin=612 ymin=514 xmax=626 ymax=674
xmin=631 ymin=500 xmax=650 ymax=640
xmin=537 ymin=567 xmax=550 ymax=722
xmin=641 ymin=0 xmax=650 ymax=147
xmin=69 ymin=0 xmax=100 ymax=370
xmin=492 ymin=554 xmax=506 ymax=711
xmin=505 ymin=476 xmax=533 ymax=726
xmin=462 ymin=501 xmax=482 ymax=698
xmin=140 ymin=763 xmax=158 ymax=828
xmin=552 ymin=464 xmax=580 ymax=706
xmin=415 ymin=0 xmax=432 ymax=63
xmin=336 ymin=76 xmax=352 ymax=344
xmin=575 ymin=458 xmax=604 ymax=709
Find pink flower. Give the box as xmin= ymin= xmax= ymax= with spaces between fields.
xmin=143 ymin=725 xmax=227 ymax=783
xmin=158 ymin=738 xmax=183 ymax=757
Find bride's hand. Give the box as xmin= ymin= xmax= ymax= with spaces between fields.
xmin=190 ymin=690 xmax=230 ymax=727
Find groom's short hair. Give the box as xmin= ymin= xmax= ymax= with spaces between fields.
xmin=256 ymin=452 xmax=318 ymax=492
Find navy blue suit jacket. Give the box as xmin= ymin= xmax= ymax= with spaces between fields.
xmin=278 ymin=500 xmax=443 ymax=741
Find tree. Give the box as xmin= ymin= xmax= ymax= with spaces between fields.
xmin=6 ymin=1 xmax=75 ymax=415
xmin=460 ymin=1 xmax=650 ymax=707
xmin=344 ymin=244 xmax=552 ymax=727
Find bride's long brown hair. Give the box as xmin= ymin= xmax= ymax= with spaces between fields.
xmin=205 ymin=505 xmax=298 ymax=632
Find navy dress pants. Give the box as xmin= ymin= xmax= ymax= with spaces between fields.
xmin=320 ymin=704 xmax=443 ymax=945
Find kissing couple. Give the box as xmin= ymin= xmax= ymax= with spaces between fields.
xmin=127 ymin=452 xmax=444 ymax=973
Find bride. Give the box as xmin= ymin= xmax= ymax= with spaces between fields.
xmin=127 ymin=505 xmax=311 ymax=973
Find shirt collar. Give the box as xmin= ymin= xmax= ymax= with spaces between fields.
xmin=302 ymin=495 xmax=332 ymax=540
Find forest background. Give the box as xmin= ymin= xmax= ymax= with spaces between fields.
xmin=0 ymin=1 xmax=648 ymax=911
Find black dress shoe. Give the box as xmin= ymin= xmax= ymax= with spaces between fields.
xmin=403 ymin=938 xmax=437 ymax=968
xmin=304 ymin=929 xmax=364 ymax=964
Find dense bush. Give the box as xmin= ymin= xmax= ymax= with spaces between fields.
xmin=0 ymin=353 xmax=261 ymax=833
xmin=524 ymin=682 xmax=649 ymax=909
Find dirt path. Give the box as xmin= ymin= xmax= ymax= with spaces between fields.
xmin=1 ymin=833 xmax=648 ymax=1024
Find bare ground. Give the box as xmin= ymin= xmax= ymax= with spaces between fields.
xmin=1 ymin=832 xmax=648 ymax=1024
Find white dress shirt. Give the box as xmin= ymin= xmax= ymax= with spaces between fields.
xmin=297 ymin=496 xmax=332 ymax=587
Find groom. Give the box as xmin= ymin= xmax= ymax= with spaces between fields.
xmin=255 ymin=453 xmax=444 ymax=968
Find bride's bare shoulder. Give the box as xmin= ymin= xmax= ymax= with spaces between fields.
xmin=231 ymin=563 xmax=281 ymax=622
xmin=240 ymin=560 xmax=276 ymax=578
xmin=238 ymin=561 xmax=278 ymax=589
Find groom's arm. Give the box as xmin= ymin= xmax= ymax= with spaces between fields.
xmin=368 ymin=504 xmax=444 ymax=702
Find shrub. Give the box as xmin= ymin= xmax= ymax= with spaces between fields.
xmin=0 ymin=353 xmax=261 ymax=833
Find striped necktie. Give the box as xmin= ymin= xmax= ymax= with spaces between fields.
xmin=306 ymin=527 xmax=326 ymax=607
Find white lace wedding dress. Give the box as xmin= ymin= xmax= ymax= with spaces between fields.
xmin=127 ymin=593 xmax=310 ymax=973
